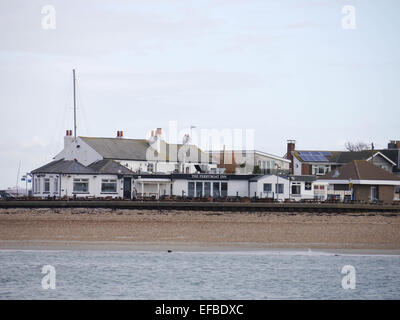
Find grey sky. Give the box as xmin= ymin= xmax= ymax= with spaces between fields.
xmin=0 ymin=0 xmax=399 ymax=189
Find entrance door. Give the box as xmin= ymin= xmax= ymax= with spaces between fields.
xmin=370 ymin=186 xmax=377 ymax=202
xmin=123 ymin=177 xmax=132 ymax=199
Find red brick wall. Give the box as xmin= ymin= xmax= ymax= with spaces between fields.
xmin=378 ymin=185 xmax=395 ymax=202
xmin=353 ymin=185 xmax=395 ymax=202
xmin=301 ymin=164 xmax=311 ymax=175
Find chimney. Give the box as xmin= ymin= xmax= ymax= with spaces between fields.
xmin=388 ymin=140 xmax=400 ymax=149
xmin=149 ymin=128 xmax=161 ymax=153
xmin=287 ymin=140 xmax=296 ymax=174
xmin=64 ymin=129 xmax=74 ymax=147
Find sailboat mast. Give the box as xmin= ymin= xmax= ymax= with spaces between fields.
xmin=73 ymin=69 xmax=77 ymax=140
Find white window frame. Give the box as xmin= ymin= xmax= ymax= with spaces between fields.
xmin=101 ymin=179 xmax=117 ymax=193
xmin=73 ymin=178 xmax=89 ymax=193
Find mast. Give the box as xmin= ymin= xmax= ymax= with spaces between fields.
xmin=73 ymin=69 xmax=77 ymax=140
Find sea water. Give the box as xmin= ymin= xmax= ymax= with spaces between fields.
xmin=0 ymin=250 xmax=399 ymax=299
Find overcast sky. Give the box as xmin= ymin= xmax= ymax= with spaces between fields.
xmin=1 ymin=0 xmax=399 ymax=189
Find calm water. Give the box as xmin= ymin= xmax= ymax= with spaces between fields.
xmin=0 ymin=250 xmax=399 ymax=299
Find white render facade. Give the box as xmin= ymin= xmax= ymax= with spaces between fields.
xmin=32 ymin=173 xmax=127 ymax=199
xmin=54 ymin=132 xmax=217 ymax=174
xmin=249 ymin=175 xmax=290 ymax=201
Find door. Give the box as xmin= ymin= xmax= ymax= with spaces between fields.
xmin=123 ymin=177 xmax=132 ymax=199
xmin=370 ymin=186 xmax=377 ymax=202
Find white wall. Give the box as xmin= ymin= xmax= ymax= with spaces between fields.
xmin=33 ymin=173 xmax=126 ymax=198
xmin=227 ymin=180 xmax=249 ymax=197
xmin=289 ymin=181 xmax=315 ymax=201
xmin=293 ymin=157 xmax=302 ymax=175
xmin=172 ymin=179 xmax=188 ymax=197
xmin=249 ymin=175 xmax=290 ymax=200
xmin=116 ymin=160 xmax=217 ymax=174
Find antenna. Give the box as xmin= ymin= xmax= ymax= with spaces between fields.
xmin=73 ymin=69 xmax=77 ymax=140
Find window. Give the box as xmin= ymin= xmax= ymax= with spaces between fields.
xmin=44 ymin=178 xmax=50 ymax=193
xmin=275 ymin=183 xmax=284 ymax=194
xmin=263 ymin=183 xmax=272 ymax=193
xmin=147 ymin=163 xmax=154 ymax=172
xmin=73 ymin=179 xmax=89 ymax=193
xmin=291 ymin=183 xmax=301 ymax=195
xmin=196 ymin=182 xmax=203 ymax=197
xmin=242 ymin=151 xmax=246 ymax=157
xmin=221 ymin=182 xmax=228 ymax=197
xmin=101 ymin=179 xmax=117 ymax=193
xmin=186 ymin=149 xmax=190 ymax=157
xmin=204 ymin=182 xmax=211 ymax=197
xmin=213 ymin=182 xmax=220 ymax=197
xmin=305 ymin=182 xmax=312 ymax=191
xmin=188 ymin=182 xmax=195 ymax=197
xmin=312 ymin=165 xmax=329 ymax=175
xmin=54 ymin=178 xmax=58 ymax=193
xmin=396 ymin=186 xmax=400 ymax=194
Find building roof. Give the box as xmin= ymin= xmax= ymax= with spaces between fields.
xmin=81 ymin=137 xmax=151 ymax=161
xmin=289 ymin=175 xmax=317 ymax=182
xmin=293 ymin=149 xmax=395 ymax=166
xmin=87 ymin=159 xmax=135 ymax=175
xmin=292 ymin=150 xmax=342 ymax=163
xmin=32 ymin=158 xmax=135 ymax=175
xmin=31 ymin=159 xmax=94 ymax=174
xmin=80 ymin=136 xmax=210 ymax=163
xmin=317 ymin=160 xmax=400 ymax=181
xmin=249 ymin=174 xmax=289 ymax=182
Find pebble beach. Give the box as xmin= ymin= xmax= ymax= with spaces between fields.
xmin=0 ymin=208 xmax=399 ymax=253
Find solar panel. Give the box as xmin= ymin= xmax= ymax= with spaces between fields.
xmin=299 ymin=151 xmax=330 ymax=162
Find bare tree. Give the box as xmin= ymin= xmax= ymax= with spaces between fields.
xmin=344 ymin=142 xmax=371 ymax=152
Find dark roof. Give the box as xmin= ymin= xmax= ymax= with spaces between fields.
xmin=336 ymin=150 xmax=376 ymax=163
xmin=380 ymin=149 xmax=399 ymax=167
xmin=289 ymin=175 xmax=317 ymax=182
xmin=81 ymin=137 xmax=150 ymax=161
xmin=292 ymin=151 xmax=342 ymax=163
xmin=32 ymin=159 xmax=135 ymax=175
xmin=87 ymin=159 xmax=135 ymax=175
xmin=31 ymin=159 xmax=94 ymax=174
xmin=80 ymin=136 xmax=210 ymax=163
xmin=293 ymin=149 xmax=394 ymax=165
xmin=318 ymin=160 xmax=400 ymax=181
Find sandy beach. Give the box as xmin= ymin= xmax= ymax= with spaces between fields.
xmin=0 ymin=208 xmax=399 ymax=253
